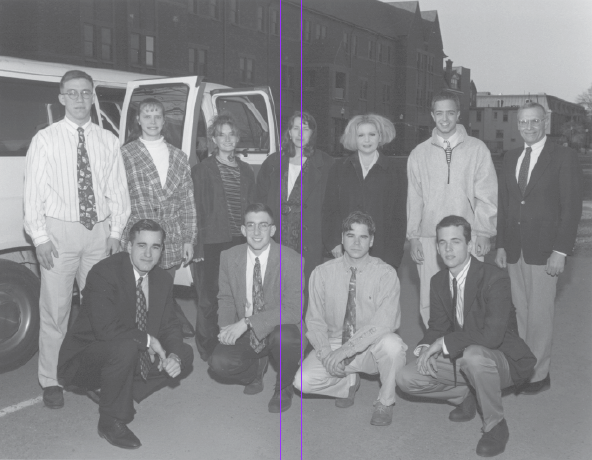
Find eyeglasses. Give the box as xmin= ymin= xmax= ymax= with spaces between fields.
xmin=518 ymin=118 xmax=545 ymax=128
xmin=61 ymin=89 xmax=93 ymax=100
xmin=245 ymin=222 xmax=271 ymax=232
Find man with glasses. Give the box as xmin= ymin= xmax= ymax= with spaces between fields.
xmin=24 ymin=70 xmax=130 ymax=409
xmin=496 ymin=102 xmax=583 ymax=394
xmin=207 ymin=203 xmax=302 ymax=412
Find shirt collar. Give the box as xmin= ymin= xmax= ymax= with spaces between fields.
xmin=63 ymin=116 xmax=92 ymax=133
xmin=247 ymin=243 xmax=271 ymax=266
xmin=341 ymin=253 xmax=373 ymax=273
xmin=449 ymin=257 xmax=471 ymax=283
xmin=437 ymin=129 xmax=460 ymax=148
xmin=132 ymin=266 xmax=149 ymax=286
xmin=523 ymin=136 xmax=547 ymax=152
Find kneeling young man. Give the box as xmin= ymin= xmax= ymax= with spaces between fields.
xmin=58 ymin=219 xmax=194 ymax=449
xmin=396 ymin=215 xmax=536 ymax=457
xmin=294 ymin=211 xmax=407 ymax=426
xmin=208 ymin=203 xmax=302 ymax=413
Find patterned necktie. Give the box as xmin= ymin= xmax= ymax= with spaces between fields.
xmin=453 ymin=277 xmax=463 ymax=327
xmin=135 ymin=276 xmax=151 ymax=380
xmin=342 ymin=267 xmax=357 ymax=365
xmin=444 ymin=140 xmax=453 ymax=184
xmin=518 ymin=147 xmax=532 ymax=196
xmin=77 ymin=127 xmax=98 ymax=230
xmin=250 ymin=257 xmax=266 ymax=353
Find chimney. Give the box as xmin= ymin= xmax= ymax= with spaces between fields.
xmin=446 ymin=59 xmax=453 ymax=74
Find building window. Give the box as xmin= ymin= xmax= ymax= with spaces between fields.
xmin=334 ymin=71 xmax=346 ymax=100
xmin=359 ymin=79 xmax=368 ymax=100
xmin=321 ymin=25 xmax=326 ymax=39
xmin=368 ymin=41 xmax=375 ymax=60
xmin=387 ymin=45 xmax=391 ymax=64
xmin=84 ymin=24 xmax=94 ymax=58
xmin=503 ymin=112 xmax=508 ymax=122
xmin=189 ymin=48 xmax=207 ymax=75
xmin=303 ymin=69 xmax=316 ymax=89
xmin=496 ymin=129 xmax=504 ymax=139
xmin=377 ymin=43 xmax=383 ymax=62
xmin=314 ymin=24 xmax=321 ymax=40
xmin=145 ymin=36 xmax=155 ymax=66
xmin=101 ymin=27 xmax=112 ymax=61
xmin=382 ymin=84 xmax=391 ymax=103
xmin=282 ymin=65 xmax=295 ymax=89
xmin=494 ymin=111 xmax=498 ymax=119
xmin=208 ymin=0 xmax=221 ymax=19
xmin=240 ymin=57 xmax=253 ymax=83
xmin=188 ymin=0 xmax=198 ymax=14
xmin=303 ymin=20 xmax=311 ymax=42
xmin=270 ymin=10 xmax=279 ymax=35
xmin=343 ymin=32 xmax=349 ymax=53
xmin=256 ymin=6 xmax=265 ymax=32
xmin=131 ymin=33 xmax=140 ymax=64
xmin=228 ymin=0 xmax=239 ymax=25
xmin=352 ymin=35 xmax=357 ymax=56
xmin=476 ymin=111 xmax=482 ymax=122
xmin=417 ymin=52 xmax=421 ymax=69
xmin=451 ymin=75 xmax=459 ymax=90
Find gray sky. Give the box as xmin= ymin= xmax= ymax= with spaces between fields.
xmin=384 ymin=0 xmax=592 ymax=103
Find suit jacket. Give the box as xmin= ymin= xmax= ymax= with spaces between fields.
xmin=497 ymin=141 xmax=583 ymax=265
xmin=420 ymin=258 xmax=536 ymax=386
xmin=217 ymin=240 xmax=303 ymax=340
xmin=322 ymin=152 xmax=407 ymax=269
xmin=120 ymin=138 xmax=197 ymax=269
xmin=192 ymin=154 xmax=256 ymax=259
xmin=58 ymin=252 xmax=183 ymax=384
xmin=256 ymin=150 xmax=334 ymax=280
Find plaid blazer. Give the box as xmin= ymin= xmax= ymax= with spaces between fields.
xmin=120 ymin=138 xmax=197 ymax=269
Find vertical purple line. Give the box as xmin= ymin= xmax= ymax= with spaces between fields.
xmin=299 ymin=2 xmax=304 ymax=460
xmin=279 ymin=1 xmax=283 ymax=458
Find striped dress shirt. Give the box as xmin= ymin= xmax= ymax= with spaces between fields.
xmin=24 ymin=118 xmax=131 ymax=246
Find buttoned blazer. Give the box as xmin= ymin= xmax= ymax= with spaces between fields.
xmin=420 ymin=258 xmax=536 ymax=386
xmin=497 ymin=142 xmax=583 ymax=265
xmin=58 ymin=252 xmax=183 ymax=384
xmin=217 ymin=240 xmax=303 ymax=341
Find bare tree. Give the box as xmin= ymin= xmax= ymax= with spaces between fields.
xmin=576 ymin=84 xmax=592 ymax=118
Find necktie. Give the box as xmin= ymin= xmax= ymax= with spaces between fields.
xmin=453 ymin=277 xmax=463 ymax=327
xmin=135 ymin=276 xmax=151 ymax=380
xmin=444 ymin=140 xmax=453 ymax=184
xmin=342 ymin=267 xmax=357 ymax=365
xmin=77 ymin=127 xmax=98 ymax=230
xmin=250 ymin=257 xmax=266 ymax=353
xmin=518 ymin=147 xmax=532 ymax=196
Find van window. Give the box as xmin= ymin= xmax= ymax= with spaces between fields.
xmin=94 ymin=86 xmax=126 ymax=136
xmin=215 ymin=94 xmax=270 ymax=154
xmin=0 ymin=77 xmax=61 ymax=156
xmin=123 ymin=83 xmax=189 ymax=150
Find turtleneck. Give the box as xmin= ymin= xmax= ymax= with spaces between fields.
xmin=139 ymin=136 xmax=169 ymax=187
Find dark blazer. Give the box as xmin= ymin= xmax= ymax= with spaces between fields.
xmin=217 ymin=240 xmax=303 ymax=340
xmin=256 ymin=150 xmax=334 ymax=280
xmin=192 ymin=155 xmax=256 ymax=259
xmin=322 ymin=152 xmax=407 ymax=269
xmin=58 ymin=252 xmax=184 ymax=384
xmin=497 ymin=142 xmax=583 ymax=265
xmin=420 ymin=258 xmax=536 ymax=386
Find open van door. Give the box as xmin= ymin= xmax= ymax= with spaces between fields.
xmin=210 ymin=86 xmax=279 ymax=171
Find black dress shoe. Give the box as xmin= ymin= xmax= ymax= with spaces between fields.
xmin=476 ymin=418 xmax=509 ymax=457
xmin=43 ymin=386 xmax=64 ymax=409
xmin=449 ymin=391 xmax=477 ymax=422
xmin=98 ymin=418 xmax=141 ymax=449
xmin=244 ymin=356 xmax=269 ymax=395
xmin=268 ymin=385 xmax=294 ymax=413
xmin=520 ymin=374 xmax=550 ymax=395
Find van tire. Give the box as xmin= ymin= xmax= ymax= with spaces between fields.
xmin=0 ymin=259 xmax=40 ymax=373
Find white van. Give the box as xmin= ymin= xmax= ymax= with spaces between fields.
xmin=0 ymin=56 xmax=278 ymax=372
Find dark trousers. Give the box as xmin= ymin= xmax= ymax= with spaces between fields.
xmin=194 ymin=236 xmax=245 ymax=361
xmin=63 ymin=339 xmax=193 ymax=423
xmin=165 ymin=266 xmax=194 ymax=330
xmin=209 ymin=324 xmax=301 ymax=389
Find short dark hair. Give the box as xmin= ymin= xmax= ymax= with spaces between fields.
xmin=431 ymin=90 xmax=460 ymax=112
xmin=281 ymin=111 xmax=318 ymax=158
xmin=436 ymin=215 xmax=471 ymax=243
xmin=342 ymin=211 xmax=376 ymax=236
xmin=244 ymin=203 xmax=274 ymax=224
xmin=128 ymin=219 xmax=166 ymax=244
xmin=60 ymin=70 xmax=94 ymax=91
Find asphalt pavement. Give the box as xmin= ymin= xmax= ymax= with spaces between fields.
xmin=0 ymin=246 xmax=591 ymax=460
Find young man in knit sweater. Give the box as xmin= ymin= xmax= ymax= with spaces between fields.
xmin=406 ymin=91 xmax=498 ymax=328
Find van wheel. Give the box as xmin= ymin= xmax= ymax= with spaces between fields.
xmin=0 ymin=259 xmax=40 ymax=373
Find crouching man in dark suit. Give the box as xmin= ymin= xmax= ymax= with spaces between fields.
xmin=396 ymin=216 xmax=536 ymax=457
xmin=58 ymin=219 xmax=194 ymax=449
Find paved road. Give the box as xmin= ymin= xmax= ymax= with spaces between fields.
xmin=1 ymin=245 xmax=590 ymax=460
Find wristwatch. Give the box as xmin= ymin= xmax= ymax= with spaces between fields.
xmin=243 ymin=317 xmax=252 ymax=330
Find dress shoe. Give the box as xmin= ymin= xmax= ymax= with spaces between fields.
xmin=476 ymin=418 xmax=509 ymax=457
xmin=98 ymin=418 xmax=142 ymax=449
xmin=244 ymin=356 xmax=269 ymax=395
xmin=87 ymin=389 xmax=101 ymax=405
xmin=268 ymin=385 xmax=294 ymax=413
xmin=449 ymin=391 xmax=477 ymax=422
xmin=335 ymin=374 xmax=360 ymax=408
xmin=370 ymin=401 xmax=393 ymax=426
xmin=43 ymin=386 xmax=64 ymax=409
xmin=520 ymin=374 xmax=550 ymax=395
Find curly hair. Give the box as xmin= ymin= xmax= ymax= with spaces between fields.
xmin=340 ymin=114 xmax=396 ymax=152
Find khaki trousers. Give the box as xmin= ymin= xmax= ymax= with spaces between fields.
xmin=39 ymin=218 xmax=110 ymax=388
xmin=507 ymin=254 xmax=558 ymax=382
xmin=294 ymin=333 xmax=407 ymax=406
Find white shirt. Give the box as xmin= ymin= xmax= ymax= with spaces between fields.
xmin=358 ymin=151 xmax=379 ymax=178
xmin=287 ymin=162 xmax=302 ymax=197
xmin=132 ymin=265 xmax=150 ymax=347
xmin=24 ymin=117 xmax=131 ymax=245
xmin=139 ymin=136 xmax=169 ymax=187
xmin=515 ymin=136 xmax=546 ymax=184
xmin=245 ymin=244 xmax=270 ymax=316
xmin=437 ymin=129 xmax=461 ymax=149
